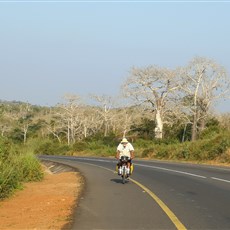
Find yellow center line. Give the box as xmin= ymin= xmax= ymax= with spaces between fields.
xmin=84 ymin=162 xmax=187 ymax=230
xmin=130 ymin=177 xmax=187 ymax=230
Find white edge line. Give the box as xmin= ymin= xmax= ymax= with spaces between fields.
xmin=69 ymin=158 xmax=207 ymax=179
xmin=43 ymin=156 xmax=230 ymax=186
xmin=211 ymin=177 xmax=230 ymax=183
xmin=67 ymin=158 xmax=230 ymax=184
xmin=135 ymin=163 xmax=207 ymax=179
xmin=44 ymin=156 xmax=207 ymax=179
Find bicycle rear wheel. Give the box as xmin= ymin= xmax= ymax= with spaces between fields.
xmin=122 ymin=167 xmax=126 ymax=184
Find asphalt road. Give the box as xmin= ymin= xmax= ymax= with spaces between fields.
xmin=39 ymin=155 xmax=230 ymax=230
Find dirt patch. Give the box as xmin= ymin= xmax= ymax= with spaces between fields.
xmin=0 ymin=165 xmax=84 ymax=230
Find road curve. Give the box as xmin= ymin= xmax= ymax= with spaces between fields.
xmin=39 ymin=155 xmax=230 ymax=230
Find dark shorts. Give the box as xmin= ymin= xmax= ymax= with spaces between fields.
xmin=117 ymin=158 xmax=132 ymax=166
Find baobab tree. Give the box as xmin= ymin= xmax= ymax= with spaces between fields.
xmin=178 ymin=57 xmax=230 ymax=141
xmin=123 ymin=65 xmax=179 ymax=139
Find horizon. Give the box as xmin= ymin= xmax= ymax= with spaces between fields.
xmin=0 ymin=1 xmax=230 ymax=112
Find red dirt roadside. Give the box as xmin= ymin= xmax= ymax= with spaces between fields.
xmin=0 ymin=168 xmax=84 ymax=230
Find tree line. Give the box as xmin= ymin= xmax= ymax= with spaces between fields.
xmin=0 ymin=56 xmax=229 ymax=145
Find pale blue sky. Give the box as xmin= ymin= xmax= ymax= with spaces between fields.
xmin=0 ymin=1 xmax=230 ymax=112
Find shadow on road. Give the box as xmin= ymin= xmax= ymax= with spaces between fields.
xmin=110 ymin=178 xmax=130 ymax=184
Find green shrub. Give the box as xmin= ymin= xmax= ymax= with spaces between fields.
xmin=0 ymin=152 xmax=44 ymax=199
xmin=0 ymin=138 xmax=11 ymax=160
xmin=134 ymin=139 xmax=153 ymax=148
xmin=18 ymin=153 xmax=44 ymax=182
xmin=34 ymin=140 xmax=70 ymax=155
xmin=72 ymin=141 xmax=89 ymax=151
xmin=0 ymin=137 xmax=44 ymax=200
xmin=0 ymin=164 xmax=21 ymax=199
xmin=141 ymin=148 xmax=155 ymax=158
xmin=101 ymin=134 xmax=117 ymax=146
xmin=156 ymin=150 xmax=169 ymax=159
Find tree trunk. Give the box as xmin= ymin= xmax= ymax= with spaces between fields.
xmin=154 ymin=109 xmax=163 ymax=139
xmin=84 ymin=125 xmax=87 ymax=138
xmin=182 ymin=123 xmax=187 ymax=142
xmin=104 ymin=122 xmax=108 ymax=137
xmin=199 ymin=118 xmax=206 ymax=132
xmin=67 ymin=120 xmax=70 ymax=145
xmin=23 ymin=125 xmax=28 ymax=144
xmin=191 ymin=112 xmax=197 ymax=141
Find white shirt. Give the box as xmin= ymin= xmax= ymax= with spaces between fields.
xmin=117 ymin=142 xmax=134 ymax=158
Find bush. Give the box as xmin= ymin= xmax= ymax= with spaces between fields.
xmin=18 ymin=153 xmax=44 ymax=182
xmin=72 ymin=141 xmax=89 ymax=151
xmin=156 ymin=150 xmax=169 ymax=159
xmin=101 ymin=134 xmax=117 ymax=146
xmin=0 ymin=137 xmax=44 ymax=200
xmin=34 ymin=140 xmax=70 ymax=155
xmin=135 ymin=139 xmax=153 ymax=148
xmin=199 ymin=125 xmax=221 ymax=140
xmin=0 ymin=139 xmax=11 ymax=160
xmin=141 ymin=148 xmax=155 ymax=158
xmin=0 ymin=163 xmax=21 ymax=199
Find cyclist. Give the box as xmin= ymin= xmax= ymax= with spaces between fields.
xmin=116 ymin=137 xmax=135 ymax=175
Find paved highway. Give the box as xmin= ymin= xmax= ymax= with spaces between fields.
xmin=39 ymin=155 xmax=230 ymax=230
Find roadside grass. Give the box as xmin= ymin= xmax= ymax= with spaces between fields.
xmin=0 ymin=138 xmax=44 ymax=200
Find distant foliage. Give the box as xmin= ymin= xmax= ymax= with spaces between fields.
xmin=146 ymin=131 xmax=230 ymax=162
xmin=72 ymin=141 xmax=89 ymax=151
xmin=34 ymin=140 xmax=70 ymax=155
xmin=0 ymin=100 xmax=230 ymax=173
xmin=199 ymin=118 xmax=221 ymax=139
xmin=131 ymin=118 xmax=155 ymax=139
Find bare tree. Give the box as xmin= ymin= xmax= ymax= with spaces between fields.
xmin=80 ymin=106 xmax=102 ymax=138
xmin=178 ymin=57 xmax=230 ymax=141
xmin=110 ymin=105 xmax=150 ymax=140
xmin=16 ymin=103 xmax=33 ymax=144
xmin=58 ymin=94 xmax=83 ymax=145
xmin=0 ymin=103 xmax=31 ymax=140
xmin=91 ymin=94 xmax=116 ymax=137
xmin=46 ymin=118 xmax=63 ymax=143
xmin=0 ymin=111 xmax=13 ymax=137
xmin=123 ymin=65 xmax=179 ymax=139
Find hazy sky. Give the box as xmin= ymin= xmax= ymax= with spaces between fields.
xmin=0 ymin=1 xmax=230 ymax=113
